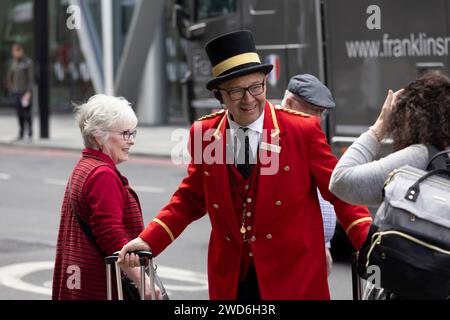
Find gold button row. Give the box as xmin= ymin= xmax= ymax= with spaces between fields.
xmin=225 ymin=234 xmax=272 ymax=241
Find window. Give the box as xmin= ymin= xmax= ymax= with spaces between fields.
xmin=197 ymin=0 xmax=236 ymax=20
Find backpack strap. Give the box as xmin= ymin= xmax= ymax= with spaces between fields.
xmin=405 ymin=168 xmax=450 ymax=202
xmin=426 ymin=144 xmax=440 ymax=158
xmin=426 ymin=145 xmax=450 ymax=171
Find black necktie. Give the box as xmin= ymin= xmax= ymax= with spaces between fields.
xmin=236 ymin=127 xmax=253 ymax=179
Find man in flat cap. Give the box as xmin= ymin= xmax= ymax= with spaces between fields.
xmin=282 ymin=74 xmax=335 ymax=119
xmin=282 ymin=74 xmax=337 ymax=277
xmin=119 ymin=30 xmax=371 ymax=300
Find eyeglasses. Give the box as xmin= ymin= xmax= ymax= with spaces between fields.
xmin=217 ymin=81 xmax=265 ymax=101
xmin=107 ymin=129 xmax=137 ymax=141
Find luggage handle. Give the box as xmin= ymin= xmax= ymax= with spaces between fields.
xmin=404 ymin=168 xmax=450 ymax=202
xmin=351 ymin=252 xmax=363 ymax=300
xmin=105 ymin=250 xmax=153 ymax=265
xmin=105 ymin=250 xmax=156 ymax=300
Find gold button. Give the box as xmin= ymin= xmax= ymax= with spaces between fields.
xmin=247 ymin=226 xmax=252 ymax=231
xmin=275 ymin=200 xmax=282 ymax=206
xmin=244 ymin=185 xmax=250 ymax=190
xmin=250 ymin=236 xmax=256 ymax=242
xmin=213 ymin=203 xmax=219 ymax=209
xmin=226 ymin=237 xmax=231 ymax=242
xmin=266 ymin=234 xmax=272 ymax=240
xmin=284 ymin=166 xmax=290 ymax=172
xmin=248 ymin=252 xmax=253 ymax=257
xmin=246 ymin=198 xmax=252 ymax=203
xmin=246 ymin=212 xmax=252 ymax=217
xmin=204 ymin=171 xmax=210 ymax=176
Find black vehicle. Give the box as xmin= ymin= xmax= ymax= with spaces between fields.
xmin=173 ymin=0 xmax=450 ymax=257
xmin=175 ymin=0 xmax=449 ymax=149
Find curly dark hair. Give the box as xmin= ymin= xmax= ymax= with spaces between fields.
xmin=387 ymin=72 xmax=450 ymax=151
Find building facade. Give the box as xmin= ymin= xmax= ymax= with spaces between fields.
xmin=0 ymin=0 xmax=186 ymax=125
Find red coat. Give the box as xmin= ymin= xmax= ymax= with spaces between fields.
xmin=140 ymin=102 xmax=371 ymax=299
xmin=52 ymin=149 xmax=144 ymax=300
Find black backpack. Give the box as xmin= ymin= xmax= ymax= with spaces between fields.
xmin=357 ymin=146 xmax=450 ymax=300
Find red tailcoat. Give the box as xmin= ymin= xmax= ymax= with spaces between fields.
xmin=141 ymin=102 xmax=371 ymax=299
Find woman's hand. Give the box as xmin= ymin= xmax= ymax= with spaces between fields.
xmin=141 ymin=277 xmax=163 ymax=300
xmin=119 ymin=267 xmax=164 ymax=300
xmin=118 ymin=237 xmax=151 ymax=267
xmin=370 ymin=88 xmax=404 ymax=141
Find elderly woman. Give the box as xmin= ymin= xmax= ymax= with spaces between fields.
xmin=329 ymin=72 xmax=450 ymax=205
xmin=52 ymin=95 xmax=150 ymax=300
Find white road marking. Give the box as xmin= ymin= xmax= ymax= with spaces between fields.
xmin=156 ymin=265 xmax=208 ymax=291
xmin=44 ymin=178 xmax=67 ymax=186
xmin=0 ymin=261 xmax=53 ymax=296
xmin=0 ymin=173 xmax=11 ymax=180
xmin=132 ymin=186 xmax=165 ymax=193
xmin=43 ymin=179 xmax=164 ymax=194
xmin=0 ymin=261 xmax=207 ymax=296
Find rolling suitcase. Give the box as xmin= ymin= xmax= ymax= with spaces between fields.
xmin=351 ymin=252 xmax=363 ymax=300
xmin=105 ymin=250 xmax=157 ymax=300
xmin=351 ymin=251 xmax=391 ymax=300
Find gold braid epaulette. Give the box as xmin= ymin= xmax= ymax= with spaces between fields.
xmin=197 ymin=109 xmax=226 ymax=121
xmin=274 ymin=105 xmax=311 ymax=117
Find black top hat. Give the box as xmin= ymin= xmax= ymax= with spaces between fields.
xmin=205 ymin=30 xmax=273 ymax=90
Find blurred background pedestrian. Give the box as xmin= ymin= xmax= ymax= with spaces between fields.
xmin=6 ymin=43 xmax=34 ymax=141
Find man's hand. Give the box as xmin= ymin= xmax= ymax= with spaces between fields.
xmin=118 ymin=237 xmax=151 ymax=267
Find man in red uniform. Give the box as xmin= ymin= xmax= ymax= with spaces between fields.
xmin=119 ymin=30 xmax=371 ymax=299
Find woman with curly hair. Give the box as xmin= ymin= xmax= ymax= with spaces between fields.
xmin=329 ymin=72 xmax=450 ymax=206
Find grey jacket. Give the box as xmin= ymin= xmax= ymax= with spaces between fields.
xmin=329 ymin=131 xmax=430 ymax=206
xmin=7 ymin=57 xmax=34 ymax=94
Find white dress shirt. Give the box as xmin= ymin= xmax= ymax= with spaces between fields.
xmin=227 ymin=111 xmax=264 ymax=164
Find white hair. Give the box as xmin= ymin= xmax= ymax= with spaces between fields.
xmin=74 ymin=94 xmax=137 ymax=149
xmin=281 ymin=90 xmax=293 ymax=107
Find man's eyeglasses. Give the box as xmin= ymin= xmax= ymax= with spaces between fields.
xmin=107 ymin=129 xmax=137 ymax=141
xmin=217 ymin=81 xmax=265 ymax=101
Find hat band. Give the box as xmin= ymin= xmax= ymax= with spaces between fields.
xmin=212 ymin=52 xmax=261 ymax=77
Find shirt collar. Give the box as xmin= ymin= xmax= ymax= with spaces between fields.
xmin=227 ymin=110 xmax=265 ymax=135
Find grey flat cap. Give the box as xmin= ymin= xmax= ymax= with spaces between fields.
xmin=287 ymin=74 xmax=335 ymax=109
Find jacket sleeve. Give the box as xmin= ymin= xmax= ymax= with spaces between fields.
xmin=140 ymin=123 xmax=207 ymax=256
xmin=6 ymin=61 xmax=13 ymax=91
xmin=329 ymin=131 xmax=430 ymax=206
xmin=26 ymin=59 xmax=34 ymax=92
xmin=306 ymin=118 xmax=371 ymax=250
xmin=83 ymin=167 xmax=130 ymax=255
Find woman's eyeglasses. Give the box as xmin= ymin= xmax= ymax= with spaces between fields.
xmin=107 ymin=129 xmax=137 ymax=141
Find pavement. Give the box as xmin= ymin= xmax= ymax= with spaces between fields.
xmin=0 ymin=111 xmax=190 ymax=158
